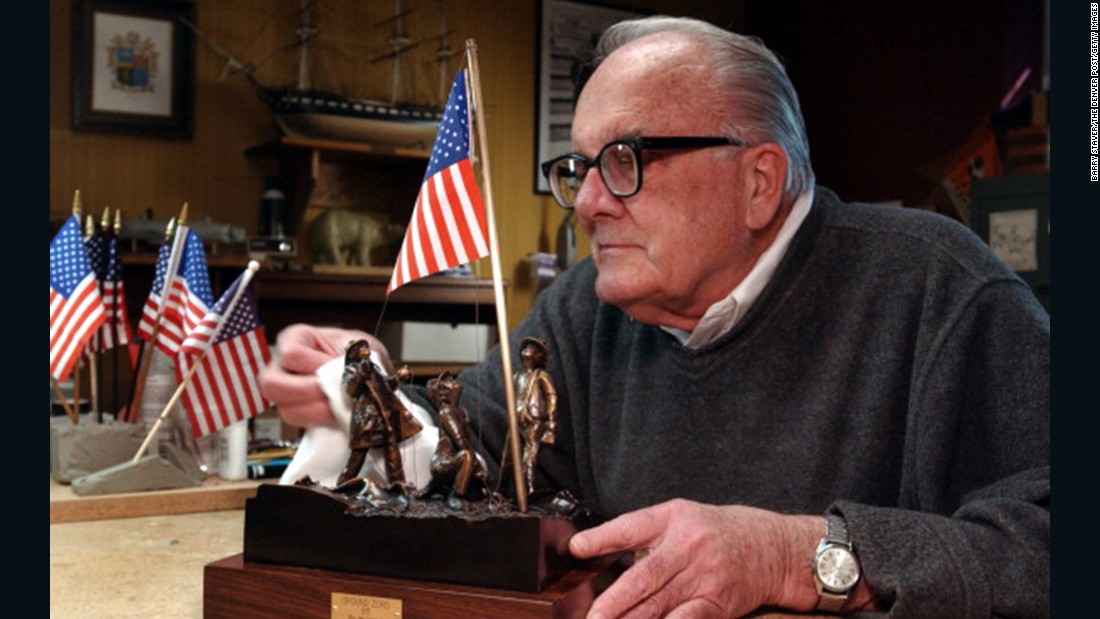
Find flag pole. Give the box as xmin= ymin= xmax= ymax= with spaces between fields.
xmin=51 ymin=376 xmax=79 ymax=423
xmin=126 ymin=205 xmax=187 ymax=423
xmin=464 ymin=39 xmax=527 ymax=513
xmin=73 ymin=358 xmax=83 ymax=421
xmin=100 ymin=207 xmax=116 ymax=423
xmin=83 ymin=213 xmax=101 ymax=421
xmin=62 ymin=191 xmax=85 ymax=423
xmin=109 ymin=209 xmax=123 ymax=420
xmin=132 ymin=261 xmax=261 ymax=462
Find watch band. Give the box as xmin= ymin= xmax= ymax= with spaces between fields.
xmin=815 ymin=514 xmax=856 ymax=613
xmin=824 ymin=513 xmax=849 ymax=546
xmin=816 ymin=590 xmax=847 ymax=613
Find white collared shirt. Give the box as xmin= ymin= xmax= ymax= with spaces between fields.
xmin=662 ymin=188 xmax=814 ymax=348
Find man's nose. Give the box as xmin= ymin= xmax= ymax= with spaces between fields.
xmin=573 ymin=169 xmax=623 ymax=220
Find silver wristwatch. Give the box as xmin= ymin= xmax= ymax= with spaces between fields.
xmin=812 ymin=513 xmax=861 ymax=612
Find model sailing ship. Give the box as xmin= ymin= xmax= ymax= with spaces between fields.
xmin=187 ymin=0 xmax=453 ymax=148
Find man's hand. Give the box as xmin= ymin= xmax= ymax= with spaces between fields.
xmin=568 ymin=499 xmax=823 ymax=618
xmin=259 ymin=324 xmax=387 ymax=428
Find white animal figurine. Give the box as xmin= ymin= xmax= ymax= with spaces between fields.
xmin=308 ymin=208 xmax=405 ymax=266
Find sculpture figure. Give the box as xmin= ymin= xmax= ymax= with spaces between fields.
xmin=338 ymin=339 xmax=422 ymax=500
xmin=514 ymin=336 xmax=558 ymax=496
xmin=420 ymin=372 xmax=489 ymax=509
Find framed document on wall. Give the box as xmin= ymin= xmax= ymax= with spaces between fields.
xmin=71 ymin=0 xmax=195 ymax=138
xmin=534 ymin=0 xmax=648 ymax=194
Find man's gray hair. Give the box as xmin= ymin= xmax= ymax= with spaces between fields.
xmin=585 ymin=16 xmax=815 ymax=198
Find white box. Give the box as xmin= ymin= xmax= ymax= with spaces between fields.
xmin=378 ymin=321 xmax=498 ymax=363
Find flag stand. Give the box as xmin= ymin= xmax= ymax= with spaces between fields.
xmin=50 ymin=191 xmax=151 ymax=485
xmin=63 ymin=261 xmax=264 ymax=497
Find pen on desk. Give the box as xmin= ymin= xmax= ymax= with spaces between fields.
xmin=247 ymin=458 xmax=291 ymax=480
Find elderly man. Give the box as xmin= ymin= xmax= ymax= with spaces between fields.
xmin=261 ymin=15 xmax=1048 ymax=618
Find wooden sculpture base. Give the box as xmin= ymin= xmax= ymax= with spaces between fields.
xmin=204 ymin=552 xmax=626 ymax=619
xmin=243 ymin=483 xmax=597 ymax=593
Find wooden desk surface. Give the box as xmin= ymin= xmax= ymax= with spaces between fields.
xmin=50 ymin=477 xmax=260 ymax=617
xmin=51 ymin=509 xmax=245 ymax=619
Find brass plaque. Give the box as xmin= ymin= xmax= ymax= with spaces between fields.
xmin=331 ymin=592 xmax=403 ymax=619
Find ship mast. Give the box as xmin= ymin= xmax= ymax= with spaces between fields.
xmin=435 ymin=1 xmax=456 ymax=107
xmin=296 ymin=0 xmax=318 ymax=91
xmin=386 ymin=0 xmax=411 ymax=104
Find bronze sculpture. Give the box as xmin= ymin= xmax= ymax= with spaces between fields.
xmin=337 ymin=339 xmax=422 ymax=503
xmin=419 ymin=372 xmax=490 ymax=509
xmin=245 ymin=334 xmax=591 ymax=595
xmin=514 ymin=336 xmax=558 ymax=497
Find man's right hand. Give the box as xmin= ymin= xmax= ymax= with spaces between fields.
xmin=259 ymin=324 xmax=389 ymax=428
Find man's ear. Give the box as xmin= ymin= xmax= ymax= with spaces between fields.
xmin=743 ymin=143 xmax=788 ymax=231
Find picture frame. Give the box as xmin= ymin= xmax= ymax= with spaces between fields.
xmin=534 ymin=0 xmax=648 ymax=194
xmin=71 ymin=0 xmax=195 ymax=138
xmin=970 ymin=172 xmax=1050 ymax=309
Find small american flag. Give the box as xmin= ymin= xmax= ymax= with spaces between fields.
xmin=81 ymin=219 xmax=107 ymax=360
xmin=83 ymin=217 xmax=107 ymax=281
xmin=51 ymin=216 xmax=106 ymax=382
xmin=388 ymin=69 xmax=489 ymax=293
xmin=82 ymin=220 xmax=135 ymax=357
xmin=98 ymin=231 xmax=136 ymax=354
xmin=175 ymin=269 xmax=271 ymax=437
xmin=137 ymin=227 xmax=213 ymax=357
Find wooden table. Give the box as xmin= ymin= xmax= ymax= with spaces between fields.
xmin=52 ymin=509 xmax=245 ymax=618
xmin=51 ymin=476 xmax=259 ymax=617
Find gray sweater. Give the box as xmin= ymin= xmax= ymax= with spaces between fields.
xmin=420 ymin=188 xmax=1049 ymax=617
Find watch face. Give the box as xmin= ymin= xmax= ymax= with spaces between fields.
xmin=816 ymin=546 xmax=860 ymax=592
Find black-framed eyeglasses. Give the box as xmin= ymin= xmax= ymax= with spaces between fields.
xmin=540 ymin=136 xmax=749 ymax=210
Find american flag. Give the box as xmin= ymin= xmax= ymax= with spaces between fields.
xmin=388 ymin=69 xmax=489 ymax=293
xmin=175 ymin=269 xmax=270 ymax=437
xmin=81 ymin=218 xmax=107 ymax=359
xmin=83 ymin=216 xmax=107 ymax=281
xmin=137 ymin=226 xmax=213 ymax=357
xmin=97 ymin=230 xmax=136 ymax=354
xmin=51 ymin=215 xmax=106 ymax=382
xmin=81 ymin=217 xmax=135 ymax=359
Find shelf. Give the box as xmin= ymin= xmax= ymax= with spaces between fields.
xmin=254 ymin=269 xmax=500 ymax=332
xmin=245 ymin=136 xmax=431 ymax=162
xmin=256 ymin=268 xmax=497 ymax=306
